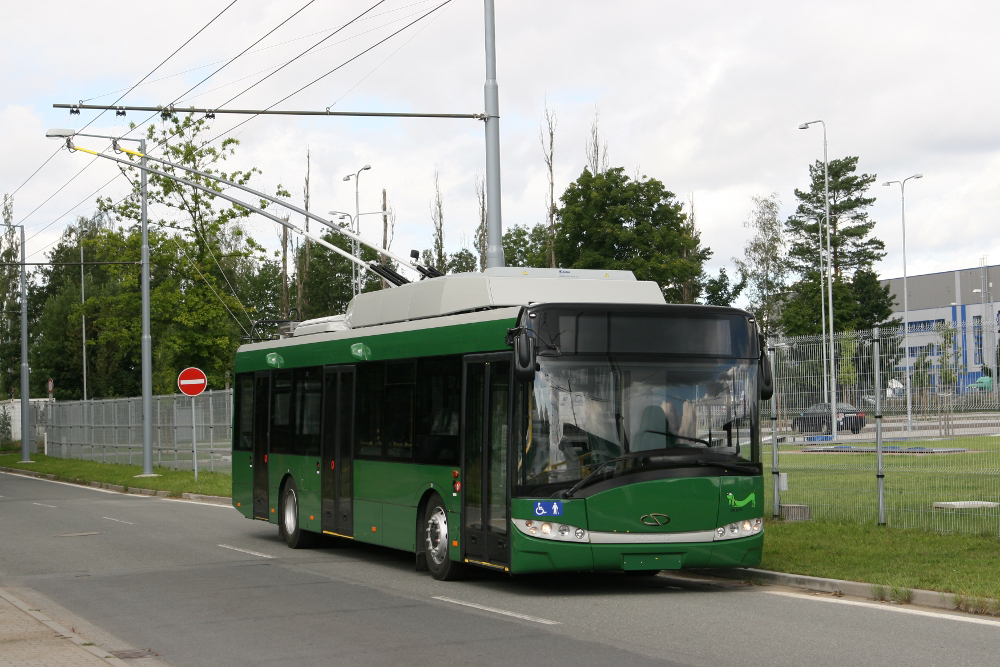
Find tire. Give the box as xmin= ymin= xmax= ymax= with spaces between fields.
xmin=422 ymin=494 xmax=464 ymax=581
xmin=281 ymin=479 xmax=317 ymax=549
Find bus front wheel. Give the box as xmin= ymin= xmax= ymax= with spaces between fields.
xmin=281 ymin=479 xmax=316 ymax=549
xmin=423 ymin=494 xmax=464 ymax=581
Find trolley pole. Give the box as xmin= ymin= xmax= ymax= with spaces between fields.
xmin=770 ymin=340 xmax=780 ymax=517
xmin=874 ymin=326 xmax=885 ymax=525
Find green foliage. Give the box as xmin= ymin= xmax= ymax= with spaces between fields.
xmin=780 ymin=269 xmax=900 ymax=336
xmin=502 ymin=224 xmax=551 ymax=268
xmin=0 ymin=194 xmax=19 ymax=399
xmin=734 ymin=193 xmax=789 ymax=334
xmin=936 ymin=322 xmax=965 ymax=387
xmin=0 ymin=408 xmax=11 ymax=443
xmin=300 ymin=226 xmax=381 ymax=320
xmin=851 ymin=268 xmax=900 ymax=330
xmin=785 ymin=156 xmax=885 ymax=279
xmin=702 ymin=267 xmax=745 ymax=307
xmin=556 ymin=168 xmax=710 ymax=302
xmin=446 ymin=248 xmax=478 ymax=274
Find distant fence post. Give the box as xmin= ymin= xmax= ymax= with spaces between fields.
xmin=874 ymin=326 xmax=885 ymax=525
xmin=770 ymin=338 xmax=780 ymax=517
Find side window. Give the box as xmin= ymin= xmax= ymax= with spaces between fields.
xmin=235 ymin=373 xmax=254 ymax=452
xmin=383 ymin=361 xmax=415 ymax=462
xmin=355 ymin=362 xmax=385 ymax=459
xmin=414 ymin=356 xmax=461 ymax=465
xmin=293 ymin=367 xmax=323 ymax=457
xmin=270 ymin=371 xmax=293 ymax=455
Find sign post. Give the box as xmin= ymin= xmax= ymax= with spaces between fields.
xmin=177 ymin=367 xmax=207 ymax=480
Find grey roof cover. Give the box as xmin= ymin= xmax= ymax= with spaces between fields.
xmin=337 ymin=267 xmax=665 ymax=330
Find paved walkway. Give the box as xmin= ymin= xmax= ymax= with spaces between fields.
xmin=0 ymin=588 xmax=128 ymax=667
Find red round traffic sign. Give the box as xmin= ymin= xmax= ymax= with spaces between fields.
xmin=177 ymin=367 xmax=208 ymax=396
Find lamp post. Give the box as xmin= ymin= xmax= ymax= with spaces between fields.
xmin=883 ymin=174 xmax=922 ymax=435
xmin=343 ymin=165 xmax=371 ymax=297
xmin=799 ymin=120 xmax=837 ymax=439
xmin=46 ymin=129 xmax=154 ymax=475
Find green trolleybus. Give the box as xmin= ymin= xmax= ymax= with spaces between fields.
xmin=231 ymin=267 xmax=773 ymax=580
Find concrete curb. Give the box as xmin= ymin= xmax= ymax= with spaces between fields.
xmin=701 ymin=567 xmax=986 ymax=612
xmin=0 ymin=465 xmax=231 ymax=506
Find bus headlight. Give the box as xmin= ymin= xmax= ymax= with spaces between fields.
xmin=513 ymin=518 xmax=589 ymax=542
xmin=714 ymin=518 xmax=763 ymax=541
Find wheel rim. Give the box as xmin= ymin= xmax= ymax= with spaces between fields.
xmin=283 ymin=488 xmax=297 ymax=536
xmin=425 ymin=507 xmax=449 ymax=565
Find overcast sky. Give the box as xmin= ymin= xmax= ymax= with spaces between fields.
xmin=2 ymin=0 xmax=999 ymax=294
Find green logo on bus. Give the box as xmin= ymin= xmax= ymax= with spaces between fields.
xmin=727 ymin=492 xmax=756 ymax=509
xmin=351 ymin=343 xmax=372 ymax=360
xmin=266 ymin=352 xmax=284 ymax=368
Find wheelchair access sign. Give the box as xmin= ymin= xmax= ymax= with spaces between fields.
xmin=533 ymin=501 xmax=563 ymax=517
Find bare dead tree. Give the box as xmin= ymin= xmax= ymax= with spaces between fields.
xmin=540 ymin=102 xmax=557 ymax=267
xmin=585 ymin=105 xmax=608 ymax=175
xmin=379 ymin=188 xmax=396 ymax=289
xmin=296 ymin=149 xmax=311 ymax=317
xmin=680 ymin=192 xmax=698 ymax=304
xmin=474 ymin=171 xmax=487 ymax=271
xmin=280 ymin=216 xmax=289 ymax=317
xmin=429 ymin=168 xmax=446 ymax=271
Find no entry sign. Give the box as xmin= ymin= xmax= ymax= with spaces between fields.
xmin=177 ymin=367 xmax=208 ymax=396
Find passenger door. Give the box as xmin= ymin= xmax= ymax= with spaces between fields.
xmin=462 ymin=355 xmax=511 ymax=567
xmin=252 ymin=371 xmax=270 ymax=520
xmin=322 ymin=366 xmax=355 ymax=536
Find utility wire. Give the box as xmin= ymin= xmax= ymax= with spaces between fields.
xmin=79 ymin=0 xmax=439 ymax=103
xmin=13 ymin=0 xmax=241 ymax=224
xmin=204 ymin=0 xmax=453 ymax=146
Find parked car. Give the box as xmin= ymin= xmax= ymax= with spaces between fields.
xmin=791 ymin=402 xmax=866 ymax=434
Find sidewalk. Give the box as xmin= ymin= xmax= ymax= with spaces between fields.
xmin=0 ymin=588 xmax=130 ymax=667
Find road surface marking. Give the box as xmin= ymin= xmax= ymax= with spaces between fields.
xmin=33 ymin=502 xmax=56 ymax=508
xmin=57 ymin=532 xmax=103 ymax=537
xmin=102 ymin=517 xmax=134 ymax=524
xmin=432 ymin=596 xmax=560 ymax=625
xmin=767 ymin=591 xmax=1000 ymax=627
xmin=218 ymin=544 xmax=275 ymax=559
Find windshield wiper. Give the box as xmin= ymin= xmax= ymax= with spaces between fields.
xmin=561 ymin=454 xmax=634 ymax=499
xmin=640 ymin=430 xmax=711 ymax=446
xmin=696 ymin=459 xmax=761 ymax=475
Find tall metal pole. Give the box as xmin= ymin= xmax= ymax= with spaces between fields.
xmin=140 ymin=138 xmax=154 ymax=476
xmin=80 ymin=243 xmax=87 ymax=402
xmin=822 ymin=123 xmax=837 ymax=441
xmin=900 ymin=182 xmax=912 ymax=434
xmin=483 ymin=0 xmax=505 ymax=268
xmin=354 ymin=173 xmax=361 ymax=296
xmin=874 ymin=326 xmax=885 ymax=524
xmin=19 ymin=225 xmax=30 ymax=462
xmin=818 ymin=202 xmax=829 ymax=405
xmin=770 ymin=340 xmax=780 ymax=517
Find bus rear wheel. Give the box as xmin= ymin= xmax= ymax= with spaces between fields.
xmin=423 ymin=494 xmax=463 ymax=581
xmin=281 ymin=479 xmax=316 ymax=549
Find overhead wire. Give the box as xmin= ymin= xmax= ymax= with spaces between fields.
xmin=8 ymin=0 xmax=242 ymax=209
xmin=170 ymin=235 xmax=251 ymax=336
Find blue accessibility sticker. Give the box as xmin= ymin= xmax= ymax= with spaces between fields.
xmin=533 ymin=501 xmax=563 ymax=517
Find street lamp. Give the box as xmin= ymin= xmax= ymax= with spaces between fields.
xmin=46 ymin=129 xmax=155 ymax=476
xmin=800 ymin=120 xmax=837 ymax=440
xmin=343 ymin=165 xmax=371 ymax=297
xmin=883 ymin=174 xmax=922 ymax=435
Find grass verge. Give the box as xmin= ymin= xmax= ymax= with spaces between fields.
xmin=761 ymin=518 xmax=1000 ymax=607
xmin=0 ymin=453 xmax=231 ymax=498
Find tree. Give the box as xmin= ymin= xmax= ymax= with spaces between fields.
xmin=0 ymin=194 xmax=20 ymax=398
xmin=300 ymin=225 xmax=381 ymax=319
xmin=540 ymin=102 xmax=557 ymax=267
xmin=474 ymin=172 xmax=487 ymax=271
xmin=733 ymin=193 xmax=789 ymax=335
xmin=427 ymin=168 xmax=447 ymax=272
xmin=851 ymin=269 xmax=900 ymax=330
xmin=585 ymin=106 xmax=608 ymax=175
xmin=502 ymin=224 xmax=550 ymax=268
xmin=936 ymin=322 xmax=964 ymax=388
xmin=447 ymin=248 xmax=478 ymax=274
xmin=556 ymin=167 xmax=710 ymax=303
xmin=779 ymin=273 xmax=856 ymax=336
xmin=702 ymin=267 xmax=745 ymax=307
xmin=785 ymin=156 xmax=884 ymax=279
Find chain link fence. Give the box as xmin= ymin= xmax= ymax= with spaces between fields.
xmin=763 ymin=323 xmax=1000 ymax=535
xmin=38 ymin=390 xmax=232 ymax=474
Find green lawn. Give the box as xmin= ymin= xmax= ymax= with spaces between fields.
xmin=761 ymin=518 xmax=1000 ymax=609
xmin=0 ymin=453 xmax=231 ymax=498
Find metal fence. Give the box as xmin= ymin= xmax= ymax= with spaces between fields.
xmin=39 ymin=390 xmax=232 ymax=474
xmin=763 ymin=324 xmax=1000 ymax=535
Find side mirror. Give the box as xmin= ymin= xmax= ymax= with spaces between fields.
xmin=760 ymin=351 xmax=774 ymax=401
xmin=513 ymin=329 xmax=536 ymax=383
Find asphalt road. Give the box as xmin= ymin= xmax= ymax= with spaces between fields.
xmin=2 ymin=470 xmax=998 ymax=667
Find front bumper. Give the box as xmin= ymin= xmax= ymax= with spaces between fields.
xmin=509 ymin=525 xmax=763 ymax=574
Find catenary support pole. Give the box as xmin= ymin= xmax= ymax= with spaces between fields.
xmin=20 ymin=225 xmax=30 ymax=463
xmin=874 ymin=326 xmax=885 ymax=524
xmin=823 ymin=125 xmax=837 ymax=442
xmin=80 ymin=244 xmax=87 ymax=402
xmin=140 ymin=138 xmax=154 ymax=476
xmin=770 ymin=340 xmax=780 ymax=517
xmin=483 ymin=0 xmax=505 ymax=268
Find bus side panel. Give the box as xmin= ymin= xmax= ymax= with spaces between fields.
xmin=269 ymin=454 xmax=322 ymax=532
xmin=354 ymin=499 xmax=383 ymax=545
xmin=354 ymin=460 xmax=460 ymax=551
xmin=231 ymin=450 xmax=252 ymax=518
